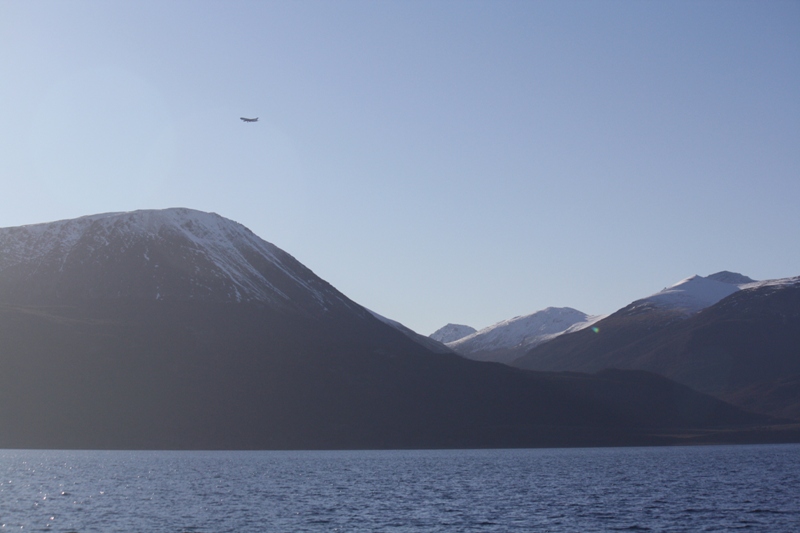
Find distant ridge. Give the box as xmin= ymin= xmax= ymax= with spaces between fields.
xmin=430 ymin=323 xmax=476 ymax=344
xmin=707 ymin=271 xmax=756 ymax=285
xmin=513 ymin=274 xmax=800 ymax=420
xmin=439 ymin=307 xmax=596 ymax=364
xmin=427 ymin=269 xmax=800 ymax=420
xmin=634 ymin=272 xmax=760 ymax=315
xmin=432 ymin=272 xmax=759 ymax=366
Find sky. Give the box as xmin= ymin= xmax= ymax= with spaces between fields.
xmin=1 ymin=0 xmax=798 ymax=335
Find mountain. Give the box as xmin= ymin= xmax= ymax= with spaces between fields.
xmin=0 ymin=208 xmax=354 ymax=315
xmin=513 ymin=275 xmax=800 ymax=420
xmin=707 ymin=271 xmax=757 ymax=285
xmin=0 ymin=210 xmax=790 ymax=449
xmin=634 ymin=273 xmax=752 ymax=315
xmin=430 ymin=323 xmax=476 ymax=344
xmin=432 ymin=271 xmax=752 ymax=366
xmin=440 ymin=307 xmax=602 ymax=364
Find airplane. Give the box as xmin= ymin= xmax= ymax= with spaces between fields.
xmin=240 ymin=117 xmax=259 ymax=122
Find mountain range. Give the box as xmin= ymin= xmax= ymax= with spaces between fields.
xmin=0 ymin=209 xmax=796 ymax=449
xmin=513 ymin=275 xmax=800 ymax=419
xmin=433 ymin=307 xmax=601 ymax=364
xmin=430 ymin=270 xmax=800 ymax=420
xmin=432 ymin=272 xmax=760 ymax=359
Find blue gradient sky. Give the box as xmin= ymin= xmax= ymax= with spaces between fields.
xmin=1 ymin=1 xmax=798 ymax=334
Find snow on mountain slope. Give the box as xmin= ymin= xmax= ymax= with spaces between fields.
xmin=559 ymin=313 xmax=607 ymax=335
xmin=445 ymin=307 xmax=591 ymax=363
xmin=636 ymin=271 xmax=757 ymax=314
xmin=430 ymin=271 xmax=790 ymax=366
xmin=430 ymin=323 xmax=476 ymax=344
xmin=0 ymin=208 xmax=357 ymax=314
xmin=707 ymin=271 xmax=756 ymax=285
xmin=435 ymin=271 xmax=761 ymax=365
xmin=740 ymin=276 xmax=800 ymax=292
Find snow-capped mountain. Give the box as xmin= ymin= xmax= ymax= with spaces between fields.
xmin=633 ymin=271 xmax=756 ymax=315
xmin=433 ymin=271 xmax=764 ymax=366
xmin=0 ymin=208 xmax=358 ymax=316
xmin=443 ymin=307 xmax=597 ymax=364
xmin=430 ymin=323 xmax=476 ymax=344
xmin=513 ymin=273 xmax=800 ymax=419
xmin=706 ymin=271 xmax=756 ymax=285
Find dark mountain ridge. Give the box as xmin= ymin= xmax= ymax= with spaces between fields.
xmin=514 ymin=278 xmax=800 ymax=419
xmin=0 ymin=209 xmax=792 ymax=449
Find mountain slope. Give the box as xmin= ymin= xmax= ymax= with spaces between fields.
xmin=506 ymin=273 xmax=731 ymax=373
xmin=435 ymin=271 xmax=752 ymax=366
xmin=0 ymin=210 xmax=788 ymax=449
xmin=443 ymin=307 xmax=599 ymax=364
xmin=513 ymin=277 xmax=800 ymax=419
xmin=369 ymin=309 xmax=452 ymax=354
xmin=0 ymin=299 xmax=777 ymax=450
xmin=642 ymin=275 xmax=741 ymax=314
xmin=430 ymin=323 xmax=476 ymax=344
xmin=0 ymin=208 xmax=355 ymax=316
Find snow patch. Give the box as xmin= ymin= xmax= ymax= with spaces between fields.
xmin=706 ymin=271 xmax=756 ymax=285
xmin=448 ymin=307 xmax=590 ymax=355
xmin=0 ymin=208 xmax=353 ymax=311
xmin=430 ymin=324 xmax=476 ymax=344
xmin=739 ymin=276 xmax=800 ymax=292
xmin=639 ymin=273 xmax=767 ymax=314
xmin=642 ymin=275 xmax=741 ymax=313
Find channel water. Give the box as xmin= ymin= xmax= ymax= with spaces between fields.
xmin=1 ymin=444 xmax=799 ymax=532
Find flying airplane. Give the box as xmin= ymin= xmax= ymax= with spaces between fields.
xmin=240 ymin=117 xmax=258 ymax=122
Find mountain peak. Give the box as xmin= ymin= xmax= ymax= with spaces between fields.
xmin=430 ymin=323 xmax=476 ymax=344
xmin=445 ymin=307 xmax=591 ymax=364
xmin=636 ymin=272 xmax=759 ymax=315
xmin=707 ymin=271 xmax=756 ymax=285
xmin=0 ymin=208 xmax=353 ymax=314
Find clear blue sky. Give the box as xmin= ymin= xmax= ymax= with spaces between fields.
xmin=2 ymin=0 xmax=798 ymax=334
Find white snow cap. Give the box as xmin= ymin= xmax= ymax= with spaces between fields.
xmin=641 ymin=271 xmax=764 ymax=314
xmin=430 ymin=324 xmax=477 ymax=344
xmin=644 ymin=275 xmax=742 ymax=313
xmin=447 ymin=307 xmax=592 ymax=354
xmin=0 ymin=208 xmax=351 ymax=311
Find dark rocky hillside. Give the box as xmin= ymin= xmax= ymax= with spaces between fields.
xmin=0 ymin=299 xmax=781 ymax=449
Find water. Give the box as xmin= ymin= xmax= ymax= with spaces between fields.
xmin=1 ymin=444 xmax=798 ymax=532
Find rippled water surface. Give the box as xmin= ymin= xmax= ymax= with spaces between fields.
xmin=1 ymin=444 xmax=799 ymax=532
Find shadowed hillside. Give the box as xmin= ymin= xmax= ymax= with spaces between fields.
xmin=514 ymin=280 xmax=800 ymax=420
xmin=0 ymin=210 xmax=792 ymax=449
